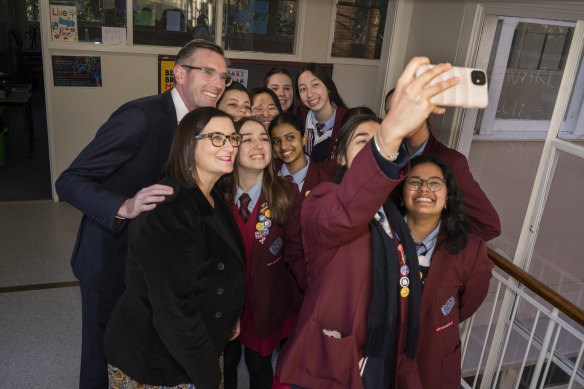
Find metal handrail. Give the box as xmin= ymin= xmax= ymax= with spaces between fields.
xmin=487 ymin=247 xmax=584 ymax=330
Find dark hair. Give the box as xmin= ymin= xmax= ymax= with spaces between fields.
xmin=297 ymin=63 xmax=347 ymax=108
xmin=263 ymin=67 xmax=298 ymax=112
xmin=216 ymin=81 xmax=250 ymax=107
xmin=335 ymin=115 xmax=381 ymax=172
xmin=175 ymin=39 xmax=227 ymax=66
xmin=393 ymin=155 xmax=470 ymax=254
xmin=223 ymin=116 xmax=291 ymax=225
xmin=340 ymin=106 xmax=377 ymax=127
xmin=161 ymin=107 xmax=233 ymax=188
xmin=268 ymin=112 xmax=305 ymax=137
xmin=249 ymin=87 xmax=283 ymax=113
xmin=384 ymin=88 xmax=395 ymax=112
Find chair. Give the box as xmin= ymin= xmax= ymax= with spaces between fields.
xmin=9 ymin=29 xmax=42 ymax=87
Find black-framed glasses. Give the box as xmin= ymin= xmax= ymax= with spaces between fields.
xmin=405 ymin=176 xmax=446 ymax=192
xmin=181 ymin=65 xmax=233 ymax=86
xmin=194 ymin=132 xmax=242 ymax=147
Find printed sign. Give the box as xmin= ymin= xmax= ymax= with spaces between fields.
xmin=52 ymin=56 xmax=102 ymax=87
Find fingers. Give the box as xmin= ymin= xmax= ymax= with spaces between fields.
xmin=118 ymin=185 xmax=174 ymax=219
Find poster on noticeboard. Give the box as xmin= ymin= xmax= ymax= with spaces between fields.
xmin=50 ymin=4 xmax=79 ymax=42
xmin=52 ymin=55 xmax=102 ymax=87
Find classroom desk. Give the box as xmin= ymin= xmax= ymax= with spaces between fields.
xmin=0 ymin=92 xmax=34 ymax=158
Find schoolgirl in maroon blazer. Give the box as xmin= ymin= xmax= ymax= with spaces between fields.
xmin=273 ymin=58 xmax=460 ymax=389
xmin=268 ymin=112 xmax=335 ymax=292
xmin=392 ymin=155 xmax=494 ymax=388
xmin=223 ymin=116 xmax=302 ymax=389
xmin=296 ymin=63 xmax=348 ymax=163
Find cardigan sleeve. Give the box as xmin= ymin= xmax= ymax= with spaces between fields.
xmin=131 ymin=200 xmax=221 ymax=389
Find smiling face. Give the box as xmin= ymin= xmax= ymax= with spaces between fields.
xmin=252 ymin=92 xmax=280 ymax=129
xmin=403 ymin=162 xmax=447 ymax=221
xmin=217 ymin=89 xmax=251 ymax=122
xmin=271 ymin=123 xmax=306 ymax=173
xmin=193 ymin=117 xmax=238 ymax=186
xmin=267 ymin=73 xmax=294 ymax=111
xmin=339 ymin=121 xmax=379 ymax=169
xmin=173 ymin=48 xmax=228 ymax=110
xmin=237 ymin=120 xmax=272 ymax=173
xmin=297 ymin=70 xmax=331 ymax=114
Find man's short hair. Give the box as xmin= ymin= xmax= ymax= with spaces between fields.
xmin=175 ymin=39 xmax=227 ymax=66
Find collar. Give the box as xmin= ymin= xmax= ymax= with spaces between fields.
xmin=279 ymin=154 xmax=310 ymax=187
xmin=235 ymin=179 xmax=263 ymax=213
xmin=409 ymin=134 xmax=430 ymax=159
xmin=405 ymin=215 xmax=441 ymax=255
xmin=171 ymin=87 xmax=189 ymax=123
xmin=308 ymin=102 xmax=337 ymax=132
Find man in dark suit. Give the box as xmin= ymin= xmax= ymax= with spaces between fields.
xmin=56 ymin=39 xmax=230 ymax=389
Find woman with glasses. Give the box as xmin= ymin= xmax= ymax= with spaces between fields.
xmin=217 ymin=81 xmax=252 ymax=122
xmin=393 ymin=155 xmax=493 ymax=389
xmin=104 ymin=107 xmax=246 ymax=389
xmin=296 ymin=63 xmax=348 ymax=163
xmin=222 ymin=116 xmax=301 ymax=389
xmin=250 ymin=87 xmax=283 ymax=130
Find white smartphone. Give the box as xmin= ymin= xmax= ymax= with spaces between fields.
xmin=415 ymin=65 xmax=489 ymax=109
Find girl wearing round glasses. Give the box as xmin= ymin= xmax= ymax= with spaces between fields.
xmin=296 ymin=63 xmax=348 ymax=163
xmin=222 ymin=116 xmax=301 ymax=389
xmin=104 ymin=107 xmax=246 ymax=389
xmin=393 ymin=155 xmax=493 ymax=389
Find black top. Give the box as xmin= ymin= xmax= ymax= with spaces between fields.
xmin=104 ymin=180 xmax=246 ymax=388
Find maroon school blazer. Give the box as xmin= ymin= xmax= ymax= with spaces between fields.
xmin=276 ymin=142 xmax=408 ymax=389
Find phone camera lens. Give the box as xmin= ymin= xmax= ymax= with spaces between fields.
xmin=471 ymin=70 xmax=487 ymax=86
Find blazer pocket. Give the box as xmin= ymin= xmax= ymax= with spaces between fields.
xmin=441 ymin=341 xmax=462 ymax=389
xmin=304 ymin=319 xmax=355 ymax=385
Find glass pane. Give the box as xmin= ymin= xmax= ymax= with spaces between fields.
xmin=530 ymin=149 xmax=584 ymax=314
xmin=134 ymin=0 xmax=216 ymax=47
xmin=50 ymin=0 xmax=126 ymax=43
xmin=560 ymin=49 xmax=584 ymax=141
xmin=497 ymin=22 xmax=573 ymax=121
xmin=330 ymin=0 xmax=387 ymax=59
xmin=467 ymin=141 xmax=543 ymax=258
xmin=222 ymin=0 xmax=298 ymax=54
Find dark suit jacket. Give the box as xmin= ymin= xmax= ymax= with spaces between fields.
xmin=245 ymin=189 xmax=303 ymax=338
xmin=423 ymin=132 xmax=501 ymax=240
xmin=104 ymin=181 xmax=246 ymax=388
xmin=55 ymin=90 xmax=178 ymax=291
xmin=276 ymin=143 xmax=407 ymax=389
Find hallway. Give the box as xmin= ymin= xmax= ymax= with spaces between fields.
xmin=0 ymin=200 xmax=81 ymax=387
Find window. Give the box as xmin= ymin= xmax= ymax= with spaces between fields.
xmin=222 ymin=0 xmax=298 ymax=54
xmin=473 ymin=17 xmax=584 ymax=139
xmin=50 ymin=0 xmax=126 ymax=42
xmin=133 ymin=0 xmax=216 ymax=47
xmin=330 ymin=0 xmax=387 ymax=60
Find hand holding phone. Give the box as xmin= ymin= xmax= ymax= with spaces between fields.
xmin=416 ymin=65 xmax=489 ymax=109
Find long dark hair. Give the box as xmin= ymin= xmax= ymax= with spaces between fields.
xmin=393 ymin=155 xmax=469 ymax=254
xmin=335 ymin=115 xmax=381 ymax=173
xmin=297 ymin=63 xmax=347 ymax=108
xmin=161 ymin=107 xmax=233 ymax=188
xmin=223 ymin=116 xmax=291 ymax=225
xmin=263 ymin=67 xmax=298 ymax=112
